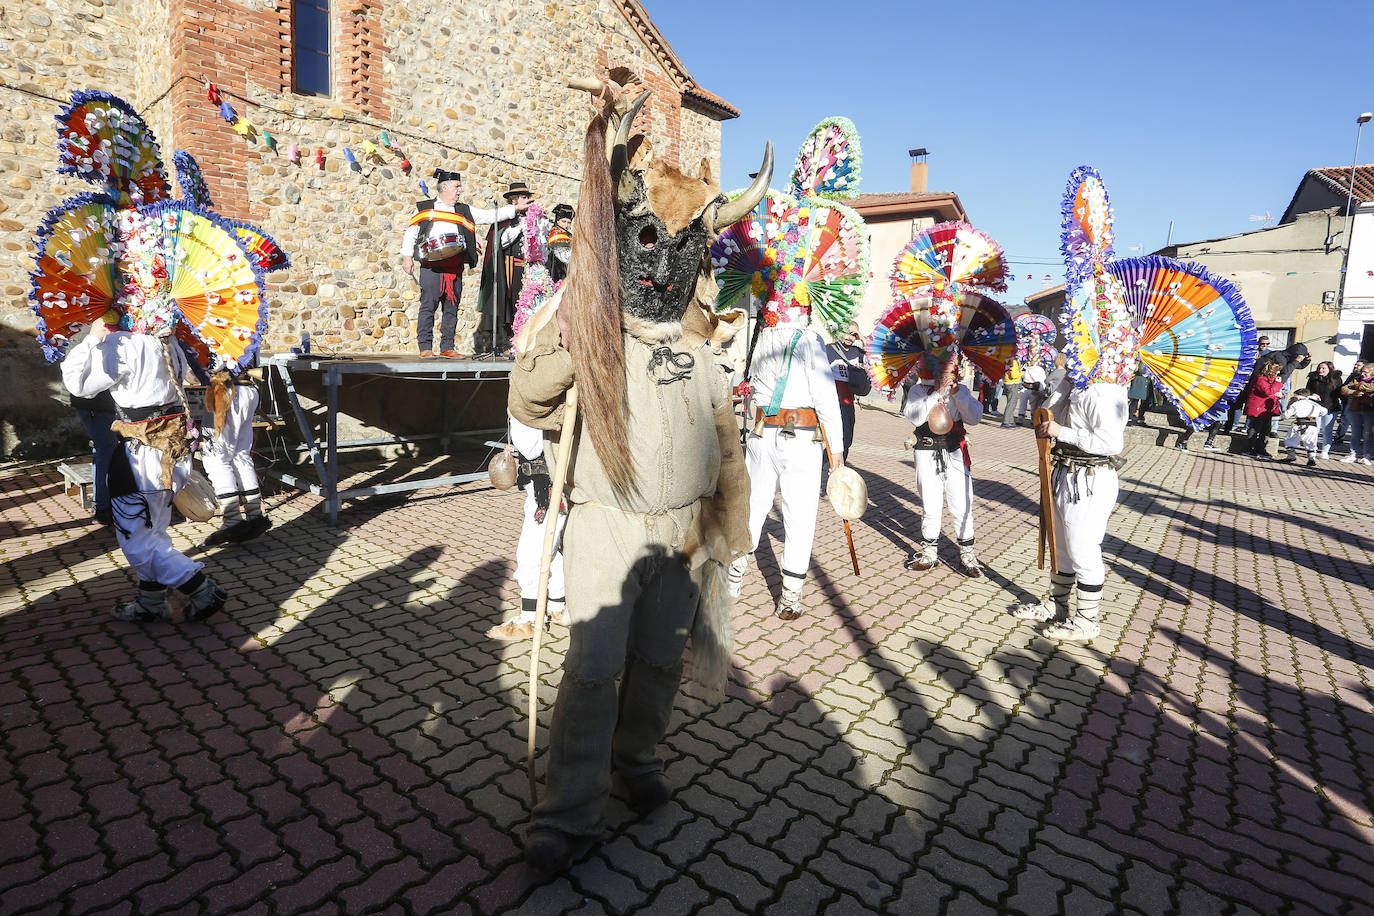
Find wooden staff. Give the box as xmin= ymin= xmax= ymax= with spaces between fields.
xmin=1033 ymin=406 xmax=1057 ymax=573
xmin=527 ymin=385 xmax=578 ymax=805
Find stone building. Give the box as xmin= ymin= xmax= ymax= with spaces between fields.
xmin=0 ymin=0 xmax=736 ymax=455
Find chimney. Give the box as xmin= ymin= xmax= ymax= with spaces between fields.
xmin=908 ymin=148 xmax=928 ymax=193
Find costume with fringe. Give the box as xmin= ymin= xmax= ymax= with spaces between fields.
xmin=508 ymin=86 xmax=756 ymax=848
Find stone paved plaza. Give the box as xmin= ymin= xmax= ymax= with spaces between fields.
xmin=3 ymin=407 xmax=1372 ymax=914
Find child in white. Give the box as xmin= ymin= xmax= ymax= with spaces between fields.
xmin=201 ymin=370 xmax=271 ymax=545
xmin=1281 ymin=389 xmax=1327 ymax=467
xmin=486 ymin=416 xmax=566 ymax=640
xmin=902 ymin=357 xmax=984 ymax=576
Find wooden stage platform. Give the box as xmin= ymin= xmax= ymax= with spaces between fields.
xmin=261 ymin=353 xmax=514 ymax=524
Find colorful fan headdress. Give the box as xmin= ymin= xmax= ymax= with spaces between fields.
xmin=1014 ymin=313 xmax=1058 ymax=370
xmin=31 ymin=90 xmax=288 ymax=376
xmin=1057 ymin=167 xmax=1256 ymax=427
xmin=866 ymin=221 xmax=1013 ymax=392
xmin=710 ymin=118 xmax=868 ymax=338
xmin=56 ymin=90 xmax=169 ymax=206
xmin=1060 ymin=165 xmax=1113 ymax=285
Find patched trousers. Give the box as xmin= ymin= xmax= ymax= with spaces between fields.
xmin=533 ymin=500 xmax=702 ymax=838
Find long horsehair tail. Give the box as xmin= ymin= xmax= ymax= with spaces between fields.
xmin=564 ymin=114 xmax=636 ymax=499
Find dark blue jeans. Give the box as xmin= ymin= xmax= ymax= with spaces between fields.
xmin=75 ymin=408 xmax=118 ymax=510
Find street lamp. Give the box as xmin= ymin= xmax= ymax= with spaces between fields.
xmin=1341 ymin=112 xmax=1372 ymax=250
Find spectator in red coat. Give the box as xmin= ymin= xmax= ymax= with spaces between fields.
xmin=1244 ymin=361 xmax=1283 ymax=459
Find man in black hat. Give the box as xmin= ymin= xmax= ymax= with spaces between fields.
xmin=548 ymin=203 xmax=574 ymax=285
xmin=400 ymin=170 xmax=529 ymax=358
xmin=475 ymin=181 xmax=538 ymax=355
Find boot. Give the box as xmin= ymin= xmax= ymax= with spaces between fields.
xmin=203 ymin=493 xmax=244 ymax=546
xmin=955 ymin=540 xmax=981 ymax=578
xmin=1010 ymin=572 xmax=1073 ymax=623
xmin=903 ymin=540 xmax=938 ymax=572
xmin=613 ymin=655 xmax=683 ymax=814
xmin=112 ymin=584 xmax=169 ymax=623
xmin=1043 ymin=614 xmax=1101 ymax=642
xmin=524 ymin=828 xmax=576 ymax=873
xmin=726 ymin=554 xmax=748 ymax=599
xmin=774 ymin=585 xmax=804 ymax=620
xmin=1044 ymin=578 xmax=1103 ymax=642
xmin=183 ymin=576 xmax=228 ymax=622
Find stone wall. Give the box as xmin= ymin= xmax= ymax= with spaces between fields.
xmin=0 ymin=0 xmax=728 ymax=456
xmin=0 ymin=0 xmax=174 ymax=455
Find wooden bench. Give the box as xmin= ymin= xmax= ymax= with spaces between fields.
xmin=57 ymin=461 xmax=95 ymax=509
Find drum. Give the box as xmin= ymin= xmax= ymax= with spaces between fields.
xmin=419 ymin=232 xmax=466 ymax=262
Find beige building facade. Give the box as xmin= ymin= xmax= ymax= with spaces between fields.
xmin=0 ymin=0 xmax=734 ymax=454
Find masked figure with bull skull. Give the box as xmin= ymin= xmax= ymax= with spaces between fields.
xmin=507 ymin=78 xmax=770 ymax=871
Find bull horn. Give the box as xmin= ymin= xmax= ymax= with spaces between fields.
xmin=610 ymin=90 xmax=651 ymax=177
xmin=713 ymin=142 xmax=774 ymax=230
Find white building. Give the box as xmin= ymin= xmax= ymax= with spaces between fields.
xmin=1336 ymin=200 xmax=1374 ymax=373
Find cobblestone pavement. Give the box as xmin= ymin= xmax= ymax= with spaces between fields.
xmin=3 ymin=406 xmax=1372 ymax=914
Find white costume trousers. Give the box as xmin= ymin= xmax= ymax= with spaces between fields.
xmin=913 ymin=448 xmax=975 ymax=543
xmin=514 ymin=483 xmax=566 ymax=602
xmin=201 ymin=385 xmax=261 ymax=505
xmin=1052 ymin=466 xmax=1118 ymax=587
xmin=745 ymin=428 xmax=823 ymax=579
xmin=114 ymin=441 xmax=201 ymax=588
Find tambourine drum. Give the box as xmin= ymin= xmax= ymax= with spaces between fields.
xmin=420 ymin=232 xmax=466 ymax=262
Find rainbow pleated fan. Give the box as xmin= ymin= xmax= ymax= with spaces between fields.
xmin=1109 ymin=257 xmax=1257 ymax=428
xmin=174 ymin=149 xmax=214 ymax=209
xmin=941 ymin=292 xmax=1016 ymax=382
xmin=30 ymin=194 xmax=124 ymax=359
xmin=867 ymin=295 xmax=949 ymax=391
xmin=134 ymin=202 xmax=269 ymax=372
xmin=56 ymin=91 xmax=169 ymax=205
xmin=711 ymin=190 xmax=793 ymax=314
xmin=1014 ymin=312 xmax=1058 ymax=370
xmin=890 ymin=222 xmax=1009 ymax=301
xmin=1060 ymin=165 xmax=1113 ymax=285
xmin=790 ymin=117 xmax=862 ymax=201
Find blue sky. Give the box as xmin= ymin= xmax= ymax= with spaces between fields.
xmin=648 ymin=0 xmax=1374 ymax=306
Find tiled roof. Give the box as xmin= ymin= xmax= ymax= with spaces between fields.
xmin=1279 ymin=164 xmax=1374 ymax=223
xmin=615 ymin=0 xmax=739 ymax=120
xmin=845 ymin=191 xmax=960 ymax=207
xmin=1308 ymin=164 xmax=1374 ymax=203
xmin=1025 ymin=284 xmax=1066 ymax=305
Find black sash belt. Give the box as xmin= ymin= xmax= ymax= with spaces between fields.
xmin=116 ymin=402 xmax=184 ymax=423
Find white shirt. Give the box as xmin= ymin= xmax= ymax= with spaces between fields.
xmin=62 ymin=331 xmax=187 ymax=410
xmin=1049 ymin=382 xmax=1128 ymax=457
xmin=1282 ymin=395 xmax=1327 ymax=422
xmin=399 ymin=201 xmax=516 ymax=257
xmin=748 ymin=324 xmax=844 ymax=451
